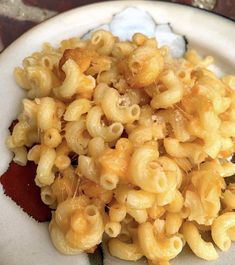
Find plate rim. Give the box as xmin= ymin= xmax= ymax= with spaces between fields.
xmin=0 ymin=0 xmax=234 ymax=56
xmin=157 ymin=0 xmax=235 ymax=23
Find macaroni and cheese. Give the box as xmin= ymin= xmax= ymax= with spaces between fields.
xmin=7 ymin=30 xmax=235 ymax=264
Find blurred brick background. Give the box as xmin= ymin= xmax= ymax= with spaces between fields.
xmin=0 ymin=0 xmax=234 ymax=52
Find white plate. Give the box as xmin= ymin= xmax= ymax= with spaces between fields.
xmin=0 ymin=1 xmax=235 ymax=265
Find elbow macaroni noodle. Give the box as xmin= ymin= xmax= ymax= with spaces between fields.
xmin=6 ymin=30 xmax=235 ymax=264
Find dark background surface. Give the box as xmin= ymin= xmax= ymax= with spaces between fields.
xmin=0 ymin=0 xmax=234 ymax=52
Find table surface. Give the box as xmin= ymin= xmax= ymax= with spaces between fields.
xmin=0 ymin=0 xmax=234 ymax=52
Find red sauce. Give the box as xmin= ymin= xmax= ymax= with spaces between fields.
xmin=0 ymin=161 xmax=51 ymax=222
